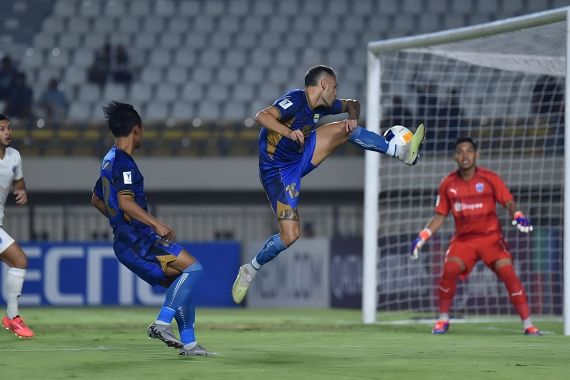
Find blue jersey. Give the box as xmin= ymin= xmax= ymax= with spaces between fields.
xmin=93 ymin=146 xmax=152 ymax=249
xmin=93 ymin=146 xmax=185 ymax=286
xmin=259 ymin=89 xmax=345 ymax=168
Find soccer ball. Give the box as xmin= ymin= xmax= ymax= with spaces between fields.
xmin=383 ymin=125 xmax=413 ymax=145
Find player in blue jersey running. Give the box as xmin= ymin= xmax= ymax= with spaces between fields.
xmin=232 ymin=65 xmax=425 ymax=303
xmin=90 ymin=102 xmax=214 ymax=356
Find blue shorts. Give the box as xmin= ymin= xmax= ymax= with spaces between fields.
xmin=114 ymin=232 xmax=185 ymax=286
xmin=259 ymin=132 xmax=318 ymax=216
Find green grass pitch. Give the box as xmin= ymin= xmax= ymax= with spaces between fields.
xmin=1 ymin=308 xmax=568 ymax=380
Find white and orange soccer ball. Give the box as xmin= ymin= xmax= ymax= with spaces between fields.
xmin=383 ymin=125 xmax=413 ymax=145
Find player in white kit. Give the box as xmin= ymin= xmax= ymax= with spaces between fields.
xmin=0 ymin=114 xmax=33 ymax=338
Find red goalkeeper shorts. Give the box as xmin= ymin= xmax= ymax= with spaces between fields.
xmin=445 ymin=235 xmax=512 ymax=276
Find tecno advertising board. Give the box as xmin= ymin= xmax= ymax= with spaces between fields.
xmin=0 ymin=242 xmax=240 ymax=307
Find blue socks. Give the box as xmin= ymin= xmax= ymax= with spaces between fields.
xmin=156 ymin=261 xmax=203 ymax=332
xmin=349 ymin=126 xmax=397 ymax=156
xmin=175 ymin=301 xmax=196 ymax=345
xmin=251 ymin=234 xmax=287 ymax=269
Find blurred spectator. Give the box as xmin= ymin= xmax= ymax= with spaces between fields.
xmin=38 ymin=78 xmax=68 ymax=126
xmin=437 ymin=88 xmax=464 ymax=150
xmin=0 ymin=56 xmax=18 ymax=102
xmin=112 ymin=44 xmax=133 ymax=85
xmin=303 ymin=222 xmax=315 ymax=238
xmin=382 ymin=95 xmax=414 ymax=129
xmin=4 ymin=73 xmax=33 ymax=119
xmin=88 ymin=43 xmax=112 ymax=86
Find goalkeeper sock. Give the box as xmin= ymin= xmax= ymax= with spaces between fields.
xmin=438 ymin=261 xmax=462 ymax=313
xmin=348 ymin=126 xmax=396 ymax=156
xmin=252 ymin=234 xmax=287 ymax=268
xmin=157 ymin=262 xmax=203 ymax=324
xmin=496 ymin=265 xmax=530 ymax=320
xmin=6 ymin=268 xmax=26 ymax=319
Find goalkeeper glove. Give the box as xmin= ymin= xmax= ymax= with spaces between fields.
xmin=410 ymin=228 xmax=432 ymax=260
xmin=512 ymin=211 xmax=533 ymax=233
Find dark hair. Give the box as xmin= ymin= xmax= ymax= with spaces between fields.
xmin=103 ymin=101 xmax=142 ymax=137
xmin=0 ymin=114 xmax=8 ymax=121
xmin=455 ymin=136 xmax=478 ymax=151
xmin=304 ymin=65 xmax=336 ymax=86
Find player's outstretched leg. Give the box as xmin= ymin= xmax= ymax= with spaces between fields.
xmin=232 ymin=233 xmax=287 ymax=304
xmin=400 ymin=123 xmax=425 ymax=166
xmin=348 ymin=124 xmax=425 ymax=166
xmin=231 ymin=263 xmax=257 ymax=304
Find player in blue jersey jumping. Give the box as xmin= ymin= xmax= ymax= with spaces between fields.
xmin=90 ymin=102 xmax=214 ymax=356
xmin=232 ymin=65 xmax=425 ymax=303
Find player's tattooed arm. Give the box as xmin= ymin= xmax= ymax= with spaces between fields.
xmin=344 ymin=99 xmax=360 ymax=120
xmin=256 ymin=106 xmax=304 ymax=146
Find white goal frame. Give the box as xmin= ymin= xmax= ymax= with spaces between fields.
xmin=363 ymin=7 xmax=570 ymax=336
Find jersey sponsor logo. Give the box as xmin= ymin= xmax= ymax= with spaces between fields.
xmin=123 ymin=171 xmax=132 ymax=184
xmin=454 ymin=202 xmax=483 ymax=212
xmin=11 ymin=165 xmax=17 ymax=174
xmin=279 ymin=98 xmax=293 ymax=109
xmin=476 ymin=182 xmax=484 ymax=193
xmin=313 ymin=113 xmax=320 ymax=123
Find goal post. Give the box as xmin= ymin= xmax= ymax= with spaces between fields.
xmin=363 ymin=7 xmax=569 ymax=335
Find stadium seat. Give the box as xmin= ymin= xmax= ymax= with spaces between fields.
xmin=67 ymin=17 xmax=90 ymax=34
xmin=20 ymin=49 xmax=44 ymax=70
xmin=207 ymin=85 xmax=230 ymax=103
xmin=159 ymin=32 xmax=183 ymax=50
xmin=134 ymin=33 xmax=156 ymax=50
xmin=223 ymin=102 xmax=248 ymax=121
xmin=156 ymin=84 xmax=178 ymax=103
xmin=193 ymin=16 xmax=216 ymax=33
xmin=224 ymin=51 xmax=247 ymax=68
xmin=217 ymin=67 xmax=239 ymax=84
xmin=197 ymin=102 xmax=221 ymax=121
xmin=227 ymin=0 xmax=248 ymax=16
xmin=181 ymin=82 xmax=203 ymax=102
xmin=253 ymin=1 xmax=273 ymax=16
xmin=79 ymin=85 xmax=101 ymax=103
xmin=234 ymin=33 xmax=257 ymax=49
xmin=42 ymin=16 xmax=66 ymax=34
xmin=84 ymin=33 xmax=106 ymax=49
xmin=141 ymin=67 xmax=163 ymax=85
xmin=168 ymin=17 xmax=189 ymax=33
xmin=185 ymin=33 xmax=208 ymax=49
xmin=130 ymin=0 xmax=152 ymax=17
xmin=302 ymin=1 xmax=324 ymax=15
xmin=103 ymin=84 xmax=128 ymax=102
xmin=165 ymin=67 xmax=188 ymax=85
xmin=68 ymin=103 xmax=91 ymax=122
xmin=191 ymin=66 xmax=214 ymax=84
xmin=72 ymin=48 xmax=94 ymax=69
xmin=130 ymin=83 xmax=153 ymax=104
xmin=211 ymin=34 xmax=232 ymax=49
xmin=203 ymin=1 xmax=225 ymax=16
xmin=79 ymin=0 xmax=101 ymax=17
xmin=178 ymin=0 xmax=200 ymax=16
xmin=53 ymin=0 xmax=75 ymax=17
xmin=93 ymin=18 xmax=115 ymax=34
xmin=33 ymin=33 xmax=57 ymax=50
xmin=150 ymin=49 xmax=172 ymax=68
xmin=171 ymin=102 xmax=193 ymax=121
xmin=146 ymin=103 xmax=169 ymax=121
xmin=63 ymin=67 xmax=85 ymax=86
xmin=174 ymin=50 xmax=197 ymax=66
xmin=154 ymin=0 xmax=176 ymax=17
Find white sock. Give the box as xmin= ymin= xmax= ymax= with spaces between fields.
xmin=522 ymin=318 xmax=533 ymax=329
xmin=438 ymin=313 xmax=450 ymax=322
xmin=183 ymin=341 xmax=197 ymax=350
xmin=154 ymin=320 xmax=170 ymax=325
xmin=6 ymin=268 xmax=26 ymax=319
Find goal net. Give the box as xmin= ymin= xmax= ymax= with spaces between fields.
xmin=363 ymin=9 xmax=568 ymax=326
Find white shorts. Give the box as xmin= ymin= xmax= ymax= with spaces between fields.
xmin=0 ymin=227 xmax=16 ymax=254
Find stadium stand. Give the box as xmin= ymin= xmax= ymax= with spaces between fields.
xmin=0 ymin=0 xmax=565 ymax=156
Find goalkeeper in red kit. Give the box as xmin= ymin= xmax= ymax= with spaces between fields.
xmin=410 ymin=137 xmax=541 ymax=335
